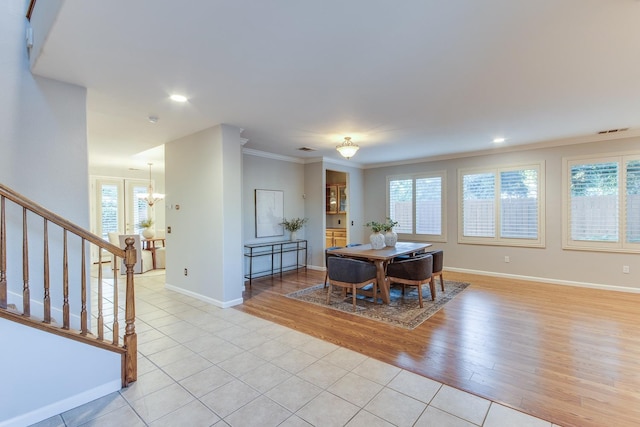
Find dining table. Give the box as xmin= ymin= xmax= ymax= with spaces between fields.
xmin=329 ymin=241 xmax=431 ymax=304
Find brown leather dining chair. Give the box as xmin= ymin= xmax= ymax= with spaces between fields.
xmin=385 ymin=254 xmax=434 ymax=308
xmin=326 ymin=256 xmax=377 ymax=311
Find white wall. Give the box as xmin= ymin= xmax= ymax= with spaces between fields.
xmin=364 ymin=136 xmax=640 ymax=290
xmin=242 ymin=153 xmax=306 ymax=244
xmin=165 ymin=125 xmax=244 ymax=307
xmin=0 ymin=3 xmax=121 ymax=425
xmin=1 ymin=0 xmax=89 ymax=321
xmin=0 ymin=318 xmax=121 ymax=427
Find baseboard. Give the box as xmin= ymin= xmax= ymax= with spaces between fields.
xmin=164 ymin=283 xmax=243 ymax=308
xmin=306 ymin=265 xmax=324 ymax=272
xmin=446 ymin=267 xmax=640 ymax=294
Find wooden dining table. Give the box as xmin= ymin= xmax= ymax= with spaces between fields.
xmin=329 ymin=242 xmax=431 ymax=304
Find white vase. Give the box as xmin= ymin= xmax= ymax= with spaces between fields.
xmin=290 ymin=231 xmax=297 ymax=241
xmin=384 ymin=230 xmax=398 ymax=247
xmin=369 ymin=231 xmax=386 ymax=249
xmin=142 ymin=228 xmax=155 ymax=239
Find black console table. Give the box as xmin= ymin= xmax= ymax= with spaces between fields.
xmin=244 ymin=240 xmax=307 ymax=286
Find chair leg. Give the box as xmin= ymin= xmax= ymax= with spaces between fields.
xmin=417 ymin=284 xmax=423 ymax=308
xmin=326 ymin=283 xmax=332 ymax=304
xmin=324 ymin=271 xmax=328 ymax=288
xmin=429 ymin=277 xmax=436 ymax=301
xmin=351 ymin=285 xmax=357 ymax=311
xmin=438 ymin=273 xmax=444 ymax=291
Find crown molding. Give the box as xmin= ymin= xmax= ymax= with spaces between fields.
xmin=242 ymin=148 xmax=305 ymax=164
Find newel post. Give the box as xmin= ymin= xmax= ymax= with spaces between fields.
xmin=123 ymin=237 xmax=137 ymax=386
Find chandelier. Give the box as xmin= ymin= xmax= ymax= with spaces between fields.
xmin=336 ymin=136 xmax=359 ymax=159
xmin=137 ymin=163 xmax=165 ymax=207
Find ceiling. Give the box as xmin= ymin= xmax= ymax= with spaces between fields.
xmin=31 ymin=0 xmax=640 ymax=170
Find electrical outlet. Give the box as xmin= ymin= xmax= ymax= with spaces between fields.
xmin=623 ymin=265 xmax=630 ymax=274
xmin=504 ymin=256 xmax=510 ymax=263
xmin=184 ymin=268 xmax=188 ymax=276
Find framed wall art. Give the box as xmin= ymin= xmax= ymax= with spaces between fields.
xmin=255 ymin=189 xmax=284 ymax=238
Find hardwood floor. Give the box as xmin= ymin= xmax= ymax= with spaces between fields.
xmin=235 ymin=269 xmax=640 ymax=427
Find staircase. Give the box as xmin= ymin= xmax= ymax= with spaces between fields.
xmin=0 ymin=183 xmax=138 ymax=426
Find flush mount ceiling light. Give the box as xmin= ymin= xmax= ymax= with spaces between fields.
xmin=169 ymin=94 xmax=188 ymax=103
xmin=336 ymin=137 xmax=359 ymax=159
xmin=137 ymin=163 xmax=165 ymax=207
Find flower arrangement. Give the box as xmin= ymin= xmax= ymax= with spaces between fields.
xmin=139 ymin=218 xmax=154 ymax=229
xmin=365 ymin=221 xmax=385 ymax=233
xmin=366 ymin=218 xmax=398 ymax=233
xmin=280 ymin=217 xmax=308 ymax=232
xmin=381 ymin=217 xmax=398 ymax=232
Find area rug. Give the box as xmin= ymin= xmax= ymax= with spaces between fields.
xmin=285 ymin=280 xmax=470 ymax=330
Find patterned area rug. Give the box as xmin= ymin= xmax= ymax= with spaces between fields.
xmin=285 ymin=280 xmax=470 ymax=330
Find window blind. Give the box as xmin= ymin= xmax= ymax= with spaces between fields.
xmin=389 ymin=178 xmax=413 ymax=234
xmin=462 ymin=173 xmax=495 ymax=237
xmin=500 ymin=169 xmax=538 ymax=239
xmin=570 ymin=161 xmax=618 ymax=242
xmin=416 ymin=176 xmax=441 ymax=235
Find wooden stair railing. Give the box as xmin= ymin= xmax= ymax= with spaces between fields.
xmin=0 ymin=183 xmax=138 ymax=387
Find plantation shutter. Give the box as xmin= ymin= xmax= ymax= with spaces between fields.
xmin=462 ymin=173 xmax=495 ymax=237
xmin=570 ymin=161 xmax=619 ymax=242
xmin=389 ymin=178 xmax=413 ymax=234
xmin=500 ymin=169 xmax=538 ymax=239
xmin=416 ymin=176 xmax=441 ymax=235
xmin=626 ymin=159 xmax=640 ymax=244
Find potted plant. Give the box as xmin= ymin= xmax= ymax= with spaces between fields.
xmin=280 ymin=217 xmax=308 ymax=241
xmin=381 ymin=217 xmax=399 ymax=247
xmin=139 ymin=218 xmax=154 ymax=239
xmin=365 ymin=220 xmax=386 ymax=249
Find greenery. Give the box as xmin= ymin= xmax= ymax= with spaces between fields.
xmin=367 ymin=218 xmax=398 ymax=233
xmin=381 ymin=217 xmax=398 ymax=232
xmin=139 ymin=218 xmax=154 ymax=229
xmin=280 ymin=217 xmax=308 ymax=232
xmin=365 ymin=221 xmax=385 ymax=233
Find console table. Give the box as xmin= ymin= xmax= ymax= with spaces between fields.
xmin=244 ymin=240 xmax=307 ymax=286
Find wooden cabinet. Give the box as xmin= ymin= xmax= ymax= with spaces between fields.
xmin=326 ymin=228 xmax=347 ymax=247
xmin=326 ymin=184 xmax=347 ymax=214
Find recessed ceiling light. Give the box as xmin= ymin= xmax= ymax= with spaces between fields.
xmin=148 ymin=115 xmax=158 ymax=124
xmin=493 ymin=137 xmax=506 ymax=143
xmin=169 ymin=94 xmax=188 ymax=103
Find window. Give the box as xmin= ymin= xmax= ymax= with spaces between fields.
xmin=564 ymin=154 xmax=640 ymax=252
xmin=387 ymin=171 xmax=446 ymax=241
xmin=459 ymin=163 xmax=544 ymax=247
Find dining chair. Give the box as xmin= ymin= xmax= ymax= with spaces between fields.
xmin=326 ymin=257 xmax=377 ymax=311
xmin=324 ymin=246 xmax=343 ymax=288
xmin=426 ymin=250 xmax=444 ymax=291
xmin=385 ymin=254 xmax=434 ymax=308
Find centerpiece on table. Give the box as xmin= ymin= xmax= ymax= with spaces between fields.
xmin=381 ymin=217 xmax=399 ymax=247
xmin=280 ymin=217 xmax=308 ymax=241
xmin=139 ymin=218 xmax=155 ymax=239
xmin=365 ymin=220 xmax=386 ymax=249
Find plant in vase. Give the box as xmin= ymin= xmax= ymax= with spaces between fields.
xmin=381 ymin=217 xmax=399 ymax=247
xmin=280 ymin=217 xmax=308 ymax=241
xmin=139 ymin=218 xmax=155 ymax=239
xmin=365 ymin=221 xmax=386 ymax=249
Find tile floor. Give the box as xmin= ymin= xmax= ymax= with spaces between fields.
xmin=32 ymin=272 xmax=560 ymax=427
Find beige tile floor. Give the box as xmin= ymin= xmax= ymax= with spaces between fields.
xmin=32 ymin=271 xmax=560 ymax=427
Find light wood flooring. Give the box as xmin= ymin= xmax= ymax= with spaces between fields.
xmin=235 ymin=269 xmax=640 ymax=427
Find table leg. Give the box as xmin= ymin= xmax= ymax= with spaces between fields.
xmin=374 ymin=260 xmax=389 ymax=304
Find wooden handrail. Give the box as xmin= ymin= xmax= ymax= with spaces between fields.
xmin=26 ymin=0 xmax=37 ymax=21
xmin=0 ymin=183 xmax=137 ymax=386
xmin=0 ymin=184 xmax=124 ymax=257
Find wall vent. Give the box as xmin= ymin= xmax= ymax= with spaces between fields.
xmin=597 ymin=128 xmax=629 ymax=135
xmin=298 ymin=147 xmax=317 ymax=152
